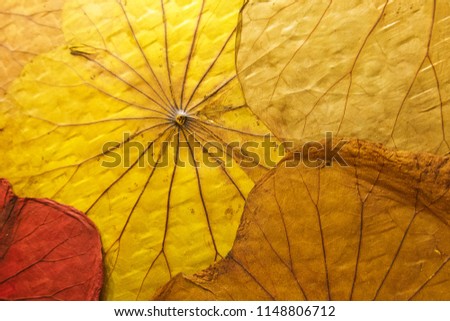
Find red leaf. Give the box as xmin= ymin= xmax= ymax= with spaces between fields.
xmin=0 ymin=179 xmax=103 ymax=300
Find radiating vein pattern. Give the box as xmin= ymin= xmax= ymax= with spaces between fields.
xmin=0 ymin=0 xmax=280 ymax=300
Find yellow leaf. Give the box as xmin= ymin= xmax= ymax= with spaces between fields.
xmin=155 ymin=139 xmax=450 ymax=300
xmin=237 ymin=0 xmax=450 ymax=154
xmin=1 ymin=0 xmax=282 ymax=300
xmin=0 ymin=0 xmax=64 ymax=97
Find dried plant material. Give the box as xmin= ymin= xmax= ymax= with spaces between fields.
xmin=155 ymin=139 xmax=450 ymax=300
xmin=0 ymin=0 xmax=64 ymax=97
xmin=237 ymin=0 xmax=450 ymax=154
xmin=0 ymin=0 xmax=281 ymax=300
xmin=0 ymin=179 xmax=103 ymax=300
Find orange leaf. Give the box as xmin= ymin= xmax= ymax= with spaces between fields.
xmin=155 ymin=139 xmax=450 ymax=300
xmin=0 ymin=0 xmax=64 ymax=97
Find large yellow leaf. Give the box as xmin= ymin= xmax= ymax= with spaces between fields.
xmin=0 ymin=0 xmax=64 ymax=97
xmin=155 ymin=139 xmax=450 ymax=300
xmin=237 ymin=0 xmax=450 ymax=154
xmin=0 ymin=0 xmax=281 ymax=300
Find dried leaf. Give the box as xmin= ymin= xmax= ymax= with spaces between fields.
xmin=0 ymin=179 xmax=103 ymax=300
xmin=155 ymin=139 xmax=450 ymax=300
xmin=0 ymin=0 xmax=64 ymax=97
xmin=0 ymin=0 xmax=281 ymax=299
xmin=237 ymin=0 xmax=450 ymax=154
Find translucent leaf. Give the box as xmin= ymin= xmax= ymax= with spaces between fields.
xmin=155 ymin=140 xmax=450 ymax=300
xmin=0 ymin=0 xmax=64 ymax=97
xmin=0 ymin=0 xmax=281 ymax=299
xmin=237 ymin=0 xmax=450 ymax=154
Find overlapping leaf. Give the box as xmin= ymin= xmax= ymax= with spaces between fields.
xmin=0 ymin=0 xmax=281 ymax=299
xmin=0 ymin=0 xmax=64 ymax=97
xmin=237 ymin=0 xmax=450 ymax=154
xmin=155 ymin=139 xmax=450 ymax=300
xmin=0 ymin=179 xmax=103 ymax=300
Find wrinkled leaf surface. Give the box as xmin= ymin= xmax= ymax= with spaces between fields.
xmin=0 ymin=179 xmax=103 ymax=300
xmin=0 ymin=0 xmax=64 ymax=97
xmin=0 ymin=0 xmax=280 ymax=299
xmin=237 ymin=0 xmax=450 ymax=154
xmin=155 ymin=140 xmax=450 ymax=300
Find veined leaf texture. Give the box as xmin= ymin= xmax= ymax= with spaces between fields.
xmin=1 ymin=0 xmax=280 ymax=300
xmin=1 ymin=0 xmax=449 ymax=300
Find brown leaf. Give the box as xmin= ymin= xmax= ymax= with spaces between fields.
xmin=0 ymin=179 xmax=103 ymax=300
xmin=154 ymin=139 xmax=450 ymax=300
xmin=237 ymin=0 xmax=450 ymax=154
xmin=0 ymin=0 xmax=282 ymax=300
xmin=0 ymin=0 xmax=64 ymax=97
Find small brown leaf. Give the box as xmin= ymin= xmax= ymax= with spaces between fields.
xmin=154 ymin=139 xmax=450 ymax=300
xmin=0 ymin=179 xmax=103 ymax=300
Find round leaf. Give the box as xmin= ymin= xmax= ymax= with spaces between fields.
xmin=237 ymin=0 xmax=450 ymax=154
xmin=0 ymin=0 xmax=281 ymax=299
xmin=155 ymin=140 xmax=450 ymax=300
xmin=0 ymin=179 xmax=103 ymax=300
